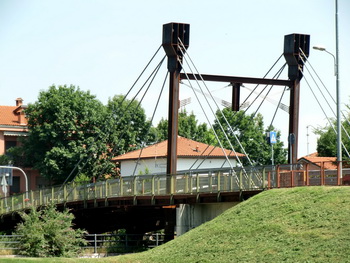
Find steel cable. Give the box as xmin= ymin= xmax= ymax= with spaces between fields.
xmin=61 ymin=54 xmax=165 ymax=192
xmin=299 ymin=70 xmax=350 ymax=158
xmin=299 ymin=51 xmax=350 ymax=140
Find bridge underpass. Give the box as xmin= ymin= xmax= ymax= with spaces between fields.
xmin=0 ymin=163 xmax=346 ymax=239
xmin=0 ymin=172 xmax=261 ymax=236
xmin=65 ymin=191 xmax=252 ymax=237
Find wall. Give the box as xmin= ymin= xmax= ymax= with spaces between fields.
xmin=175 ymin=202 xmax=239 ymax=236
xmin=0 ymin=132 xmax=4 ymax=155
xmin=120 ymin=157 xmax=238 ymax=176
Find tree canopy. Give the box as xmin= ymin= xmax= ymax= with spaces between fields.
xmin=151 ymin=108 xmax=286 ymax=166
xmin=105 ymin=95 xmax=152 ymax=155
xmin=20 ymin=85 xmax=113 ymax=183
xmin=153 ymin=109 xmax=214 ymax=144
xmin=316 ymin=116 xmax=350 ymax=159
xmin=14 ymin=87 xmax=153 ymax=184
xmin=13 ymin=84 xmax=288 ymax=185
xmin=212 ymin=109 xmax=287 ymax=165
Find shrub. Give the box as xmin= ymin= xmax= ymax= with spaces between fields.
xmin=14 ymin=204 xmax=87 ymax=257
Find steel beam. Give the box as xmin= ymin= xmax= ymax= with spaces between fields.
xmin=288 ymin=79 xmax=300 ymax=163
xmin=180 ymin=73 xmax=292 ymax=87
xmin=166 ymin=71 xmax=180 ymax=180
xmin=231 ymin=83 xmax=241 ymax=111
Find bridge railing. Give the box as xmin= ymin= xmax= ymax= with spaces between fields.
xmin=1 ymin=162 xmax=348 ymax=215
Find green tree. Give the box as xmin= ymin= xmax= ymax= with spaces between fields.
xmin=106 ymin=95 xmax=152 ymax=155
xmin=212 ymin=109 xmax=287 ymax=165
xmin=316 ymin=118 xmax=350 ymax=158
xmin=154 ymin=109 xmax=213 ymax=144
xmin=21 ymin=85 xmax=114 ymax=184
xmin=0 ymin=155 xmax=10 ymax=165
xmin=14 ymin=204 xmax=87 ymax=257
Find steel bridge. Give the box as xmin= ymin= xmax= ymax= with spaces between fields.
xmin=0 ymin=162 xmax=346 ymax=236
xmin=0 ymin=23 xmax=340 ymax=240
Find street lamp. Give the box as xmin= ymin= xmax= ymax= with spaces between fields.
xmin=313 ymin=44 xmax=342 ymax=179
xmin=313 ymin=46 xmax=337 ymax=76
xmin=306 ymin=125 xmax=317 ymax=156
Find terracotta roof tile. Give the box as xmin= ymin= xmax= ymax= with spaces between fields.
xmin=0 ymin=105 xmax=27 ymax=126
xmin=113 ymin=136 xmax=245 ymax=161
xmin=298 ymin=152 xmax=337 ymax=169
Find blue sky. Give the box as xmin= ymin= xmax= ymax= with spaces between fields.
xmin=0 ymin=0 xmax=349 ymax=158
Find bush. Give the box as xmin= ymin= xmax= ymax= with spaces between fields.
xmin=14 ymin=204 xmax=87 ymax=257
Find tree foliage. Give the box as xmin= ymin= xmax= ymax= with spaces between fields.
xmin=0 ymin=155 xmax=10 ymax=165
xmin=212 ymin=109 xmax=287 ymax=165
xmin=106 ymin=95 xmax=152 ymax=155
xmin=317 ymin=117 xmax=350 ymax=158
xmin=154 ymin=109 xmax=214 ymax=144
xmin=21 ymin=85 xmax=114 ymax=184
xmin=14 ymin=204 xmax=86 ymax=257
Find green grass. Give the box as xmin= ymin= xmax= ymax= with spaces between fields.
xmin=2 ymin=186 xmax=350 ymax=262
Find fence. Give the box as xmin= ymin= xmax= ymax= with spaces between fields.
xmin=0 ymin=233 xmax=166 ymax=255
xmin=1 ymin=162 xmax=348 ymax=215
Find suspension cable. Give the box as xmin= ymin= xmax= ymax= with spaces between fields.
xmin=188 ymin=144 xmax=212 ymax=170
xmin=252 ymin=63 xmax=287 ymax=118
xmin=62 ymin=55 xmax=166 ymax=189
xmin=103 ymin=56 xmax=166 ymax=174
xmin=269 ymin=86 xmax=288 ymax=128
xmin=178 ymin=46 xmax=243 ymax=169
xmin=123 ymin=45 xmax=163 ymax=100
xmin=178 ymin=42 xmax=256 ymax=183
xmin=299 ymin=52 xmax=350 ymax=138
xmin=131 ymin=72 xmax=168 ymax=176
xmin=244 ymin=63 xmax=287 ymax=115
xmin=240 ymin=54 xmax=284 ymax=107
xmin=179 ymin=64 xmax=236 ymax=171
xmin=178 ymin=39 xmax=253 ymax=170
xmin=300 ymin=70 xmax=350 ymax=158
xmin=59 ymin=46 xmax=164 ymax=187
xmin=298 ymin=53 xmax=336 ymax=117
xmin=299 ymin=49 xmax=350 ymax=133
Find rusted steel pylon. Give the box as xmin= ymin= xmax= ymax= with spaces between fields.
xmin=162 ymin=22 xmax=310 ymax=185
xmin=284 ymin=34 xmax=310 ymax=164
xmin=162 ymin=23 xmax=190 ymax=193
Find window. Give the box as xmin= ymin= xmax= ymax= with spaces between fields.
xmin=10 ymin=176 xmax=20 ymax=194
xmin=5 ymin=140 xmax=17 ymax=155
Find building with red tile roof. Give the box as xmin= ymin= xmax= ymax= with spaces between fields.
xmin=297 ymin=152 xmax=337 ymax=170
xmin=0 ymin=98 xmax=28 ymax=155
xmin=113 ymin=136 xmax=245 ymax=176
xmin=0 ymin=99 xmax=44 ymax=196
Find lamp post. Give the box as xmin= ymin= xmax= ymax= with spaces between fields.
xmin=306 ymin=125 xmax=317 ymax=156
xmin=313 ymin=46 xmax=341 ymax=179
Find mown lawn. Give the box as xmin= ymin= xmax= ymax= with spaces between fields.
xmin=2 ymin=186 xmax=350 ymax=263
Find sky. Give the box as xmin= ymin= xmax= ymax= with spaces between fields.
xmin=0 ymin=0 xmax=349 ymax=159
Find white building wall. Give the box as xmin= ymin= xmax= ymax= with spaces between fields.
xmin=120 ymin=157 xmax=238 ymax=176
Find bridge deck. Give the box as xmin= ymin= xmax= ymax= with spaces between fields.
xmin=1 ymin=163 xmax=346 ymax=216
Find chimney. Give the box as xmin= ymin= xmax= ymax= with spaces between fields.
xmin=16 ymin=98 xmax=23 ymax=107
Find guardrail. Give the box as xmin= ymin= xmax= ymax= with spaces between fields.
xmin=0 ymin=163 xmax=348 ymax=215
xmin=0 ymin=233 xmax=166 ymax=254
xmin=0 ymin=167 xmax=263 ymax=215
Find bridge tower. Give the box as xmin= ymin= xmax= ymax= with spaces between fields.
xmin=162 ymin=23 xmax=190 ymax=193
xmin=283 ymin=34 xmax=310 ymax=163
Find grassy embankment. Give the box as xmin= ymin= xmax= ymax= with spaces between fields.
xmin=2 ymin=186 xmax=350 ymax=263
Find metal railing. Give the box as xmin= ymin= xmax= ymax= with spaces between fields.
xmin=0 ymin=233 xmax=166 ymax=254
xmin=1 ymin=163 xmax=348 ymax=215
